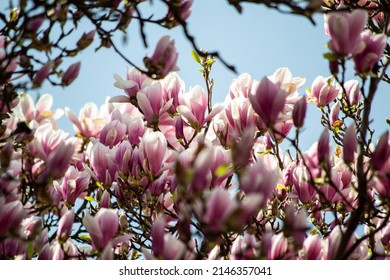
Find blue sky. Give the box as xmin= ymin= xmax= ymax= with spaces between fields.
xmin=5 ymin=0 xmax=390 ymax=149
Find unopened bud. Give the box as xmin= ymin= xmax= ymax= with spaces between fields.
xmin=62 ymin=62 xmax=81 ymax=86
xmin=293 ymin=95 xmax=307 ymax=128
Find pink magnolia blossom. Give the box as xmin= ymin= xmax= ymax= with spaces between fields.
xmin=308 ymin=76 xmax=340 ymax=108
xmin=324 ymin=10 xmax=367 ymax=55
xmin=164 ymin=72 xmax=185 ymax=110
xmin=77 ymin=30 xmax=96 ymax=50
xmin=203 ymin=188 xmax=262 ymax=234
xmin=28 ymin=123 xmax=71 ymax=161
xmin=300 ymin=235 xmax=325 ymax=260
xmin=65 ymin=102 xmax=112 ymax=138
xmin=54 ymin=166 xmax=91 ymax=205
xmin=381 ymin=223 xmax=390 ymax=245
xmin=284 ymin=205 xmax=308 ymax=247
xmin=269 ymin=119 xmax=293 ymax=143
xmin=177 ymin=85 xmax=223 ymax=128
xmin=292 ymin=163 xmax=316 ymax=204
xmin=0 ymin=238 xmax=26 ymax=259
xmin=249 ymin=77 xmax=287 ymax=127
xmin=263 ymin=233 xmax=293 ymax=260
xmin=189 ymin=148 xmax=213 ymax=193
xmin=269 ymin=67 xmax=306 ymax=104
xmin=166 ymin=0 xmax=192 ymax=27
xmin=327 ymin=226 xmax=368 ymax=259
xmin=373 ymin=175 xmax=390 ymax=199
xmin=228 ymin=73 xmax=253 ymax=99
xmin=144 ymin=35 xmax=179 ymax=79
xmin=40 ymin=141 xmax=75 ymax=181
xmin=224 ymin=96 xmax=256 ymax=135
xmin=89 ymin=140 xmax=117 ymax=185
xmin=0 ymin=198 xmax=26 ymax=236
xmin=329 ymin=102 xmax=340 ymax=127
xmin=231 ymin=234 xmax=260 ymax=260
xmin=15 ymin=93 xmax=63 ymax=127
xmin=113 ymin=67 xmax=151 ymax=100
xmin=148 ymin=215 xmax=191 ymax=260
xmin=136 ymin=82 xmax=173 ymax=125
xmin=344 ymin=80 xmax=362 ymax=106
xmin=139 ymin=131 xmax=169 ymax=176
xmin=56 ymin=209 xmax=75 ymax=242
xmin=114 ymin=140 xmax=133 ymax=175
xmin=203 ymin=188 xmax=238 ymax=232
xmin=239 ymin=162 xmax=277 ymax=206
xmin=353 ymin=30 xmax=387 ymax=75
xmin=126 ymin=116 xmax=146 ymax=145
xmin=100 ymin=190 xmax=111 ymax=208
xmin=319 ymin=170 xmax=351 ymax=204
xmin=99 ymin=119 xmax=127 ymax=148
xmin=83 ymin=208 xmax=118 ymax=251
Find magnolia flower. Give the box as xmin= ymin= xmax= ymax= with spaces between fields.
xmin=148 ymin=215 xmax=191 ymax=260
xmin=65 ymin=102 xmax=111 ymax=138
xmin=14 ymin=93 xmax=63 ymax=127
xmin=136 ymin=81 xmax=173 ymax=125
xmin=0 ymin=198 xmax=26 ymax=236
xmin=269 ymin=67 xmax=306 ymax=104
xmin=54 ymin=166 xmax=91 ymax=205
xmin=83 ymin=208 xmax=118 ymax=251
xmin=144 ymin=35 xmax=179 ymax=79
xmin=324 ymin=10 xmax=367 ymax=56
xmin=56 ymin=210 xmax=75 ymax=242
xmin=300 ymin=235 xmax=325 ymax=260
xmin=249 ymin=77 xmax=287 ymax=127
xmin=139 ymin=131 xmax=169 ymax=176
xmin=344 ymin=80 xmax=362 ymax=107
xmin=308 ymin=76 xmax=340 ymax=108
xmin=353 ymin=30 xmax=387 ymax=75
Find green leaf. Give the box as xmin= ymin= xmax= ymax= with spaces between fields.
xmin=190 ymin=50 xmax=201 ymax=64
xmin=323 ymin=52 xmax=338 ymax=61
xmin=215 ymin=164 xmax=229 ymax=177
xmin=84 ymin=196 xmax=95 ymax=202
xmin=78 ymin=234 xmax=91 ymax=242
xmin=314 ymin=177 xmax=325 ymax=185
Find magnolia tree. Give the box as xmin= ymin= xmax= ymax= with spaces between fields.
xmin=1 ymin=0 xmax=390 ymax=260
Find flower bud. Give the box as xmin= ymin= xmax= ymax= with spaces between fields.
xmin=33 ymin=61 xmax=52 ymax=87
xmin=371 ymin=131 xmax=390 ymax=171
xmin=62 ymin=62 xmax=81 ymax=86
xmin=343 ymin=123 xmax=357 ymax=164
xmin=77 ymin=30 xmax=96 ymax=50
xmin=249 ymin=77 xmax=287 ymax=127
xmin=317 ymin=128 xmax=330 ymax=167
xmin=292 ymin=95 xmax=307 ymax=128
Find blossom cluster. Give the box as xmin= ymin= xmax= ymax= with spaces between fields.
xmin=0 ymin=8 xmax=389 ymax=260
